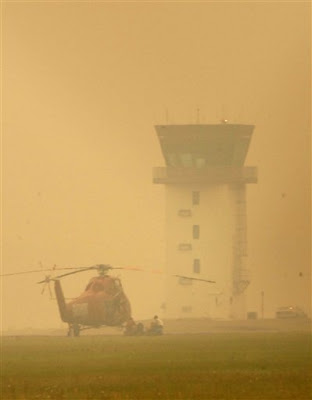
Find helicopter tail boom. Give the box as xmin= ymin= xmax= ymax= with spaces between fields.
xmin=54 ymin=280 xmax=69 ymax=322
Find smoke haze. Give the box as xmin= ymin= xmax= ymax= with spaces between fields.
xmin=1 ymin=2 xmax=310 ymax=330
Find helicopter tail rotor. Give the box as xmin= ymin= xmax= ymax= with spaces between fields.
xmin=39 ymin=275 xmax=54 ymax=298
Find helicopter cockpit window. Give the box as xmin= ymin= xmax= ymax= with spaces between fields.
xmin=114 ymin=279 xmax=121 ymax=288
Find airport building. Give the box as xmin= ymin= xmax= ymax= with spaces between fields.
xmin=153 ymin=124 xmax=257 ymax=319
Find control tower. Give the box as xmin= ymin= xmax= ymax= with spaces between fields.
xmin=153 ymin=124 xmax=257 ymax=319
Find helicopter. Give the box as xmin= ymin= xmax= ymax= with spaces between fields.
xmin=1 ymin=263 xmax=216 ymax=336
xmin=39 ymin=264 xmax=133 ymax=336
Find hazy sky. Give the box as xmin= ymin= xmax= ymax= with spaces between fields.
xmin=1 ymin=1 xmax=311 ymax=330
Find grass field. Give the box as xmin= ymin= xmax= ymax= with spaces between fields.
xmin=1 ymin=328 xmax=311 ymax=400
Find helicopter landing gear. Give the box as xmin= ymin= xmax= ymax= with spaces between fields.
xmin=67 ymin=323 xmax=80 ymax=337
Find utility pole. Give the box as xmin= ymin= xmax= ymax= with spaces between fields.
xmin=261 ymin=291 xmax=264 ymax=319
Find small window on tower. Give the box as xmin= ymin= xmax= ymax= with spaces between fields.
xmin=193 ymin=259 xmax=200 ymax=274
xmin=193 ymin=225 xmax=200 ymax=239
xmin=192 ymin=191 xmax=200 ymax=205
xmin=178 ymin=243 xmax=192 ymax=251
xmin=178 ymin=209 xmax=192 ymax=217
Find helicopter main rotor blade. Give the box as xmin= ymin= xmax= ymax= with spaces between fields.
xmin=115 ymin=265 xmax=164 ymax=274
xmin=0 ymin=268 xmax=59 ymax=277
xmin=111 ymin=266 xmax=215 ymax=282
xmin=36 ymin=266 xmax=97 ymax=283
xmin=30 ymin=263 xmax=216 ymax=284
xmin=36 ymin=264 xmax=116 ymax=283
xmin=173 ymin=275 xmax=216 ymax=283
xmin=0 ymin=265 xmax=97 ymax=278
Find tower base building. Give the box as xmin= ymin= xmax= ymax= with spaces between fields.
xmin=153 ymin=124 xmax=257 ymax=320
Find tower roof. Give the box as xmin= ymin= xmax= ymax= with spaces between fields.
xmin=155 ymin=124 xmax=254 ymax=167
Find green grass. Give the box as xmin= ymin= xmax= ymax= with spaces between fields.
xmin=1 ymin=332 xmax=311 ymax=399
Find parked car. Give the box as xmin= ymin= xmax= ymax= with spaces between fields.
xmin=275 ymin=306 xmax=307 ymax=319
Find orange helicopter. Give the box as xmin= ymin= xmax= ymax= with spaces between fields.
xmin=38 ymin=264 xmax=133 ymax=336
xmin=2 ymin=264 xmax=216 ymax=336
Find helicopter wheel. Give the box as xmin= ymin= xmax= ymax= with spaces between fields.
xmin=67 ymin=323 xmax=80 ymax=337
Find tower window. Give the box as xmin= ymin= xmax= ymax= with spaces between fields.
xmin=180 ymin=153 xmax=193 ymax=167
xmin=178 ymin=243 xmax=192 ymax=251
xmin=178 ymin=209 xmax=192 ymax=217
xmin=192 ymin=191 xmax=200 ymax=205
xmin=193 ymin=225 xmax=200 ymax=239
xmin=193 ymin=259 xmax=200 ymax=274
